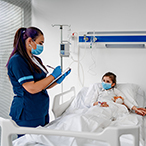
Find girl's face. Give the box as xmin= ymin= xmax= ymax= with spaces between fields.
xmin=102 ymin=76 xmax=115 ymax=87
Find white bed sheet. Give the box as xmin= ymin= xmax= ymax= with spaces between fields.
xmin=13 ymin=84 xmax=145 ymax=146
xmin=13 ymin=110 xmax=144 ymax=146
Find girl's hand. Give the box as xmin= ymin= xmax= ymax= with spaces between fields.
xmin=93 ymin=101 xmax=109 ymax=107
xmin=100 ymin=102 xmax=109 ymax=107
xmin=93 ymin=102 xmax=99 ymax=106
xmin=135 ymin=108 xmax=146 ymax=116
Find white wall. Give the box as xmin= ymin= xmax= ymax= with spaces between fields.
xmin=32 ymin=0 xmax=146 ymax=121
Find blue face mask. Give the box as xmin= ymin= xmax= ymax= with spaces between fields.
xmin=102 ymin=82 xmax=112 ymax=90
xmin=31 ymin=41 xmax=43 ymax=55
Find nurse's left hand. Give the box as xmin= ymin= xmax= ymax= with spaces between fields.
xmin=56 ymin=69 xmax=71 ymax=84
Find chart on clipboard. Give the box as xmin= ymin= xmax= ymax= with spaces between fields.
xmin=44 ymin=67 xmax=71 ymax=89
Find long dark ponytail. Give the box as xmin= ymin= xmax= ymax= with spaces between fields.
xmin=6 ymin=27 xmax=47 ymax=73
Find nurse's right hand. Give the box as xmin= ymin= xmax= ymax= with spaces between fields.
xmin=51 ymin=66 xmax=62 ymax=79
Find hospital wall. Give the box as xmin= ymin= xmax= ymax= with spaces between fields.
xmin=32 ymin=0 xmax=146 ymax=120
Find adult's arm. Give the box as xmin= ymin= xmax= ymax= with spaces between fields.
xmin=22 ymin=75 xmax=57 ymax=94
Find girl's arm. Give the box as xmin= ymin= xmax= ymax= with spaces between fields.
xmin=84 ymin=83 xmax=99 ymax=107
xmin=115 ymin=88 xmax=146 ymax=116
xmin=114 ymin=88 xmax=134 ymax=109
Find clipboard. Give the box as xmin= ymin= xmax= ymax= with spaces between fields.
xmin=44 ymin=67 xmax=71 ymax=90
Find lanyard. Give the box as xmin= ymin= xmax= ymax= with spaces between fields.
xmin=31 ymin=56 xmax=48 ymax=74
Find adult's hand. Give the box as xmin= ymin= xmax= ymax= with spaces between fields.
xmin=56 ymin=69 xmax=71 ymax=84
xmin=51 ymin=66 xmax=61 ymax=79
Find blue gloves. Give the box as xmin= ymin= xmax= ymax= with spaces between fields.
xmin=51 ymin=66 xmax=62 ymax=79
xmin=56 ymin=69 xmax=71 ymax=84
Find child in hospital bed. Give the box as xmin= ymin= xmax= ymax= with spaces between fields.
xmin=85 ymin=72 xmax=146 ymax=116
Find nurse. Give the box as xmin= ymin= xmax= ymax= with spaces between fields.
xmin=6 ymin=27 xmax=70 ymax=129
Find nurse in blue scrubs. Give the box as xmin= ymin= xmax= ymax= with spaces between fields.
xmin=6 ymin=27 xmax=70 ymax=130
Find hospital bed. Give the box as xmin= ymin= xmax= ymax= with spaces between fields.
xmin=0 ymin=83 xmax=146 ymax=146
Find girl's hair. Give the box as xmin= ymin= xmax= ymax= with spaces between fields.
xmin=102 ymin=72 xmax=117 ymax=87
xmin=6 ymin=27 xmax=48 ymax=73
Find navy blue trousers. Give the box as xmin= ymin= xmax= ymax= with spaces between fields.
xmin=14 ymin=114 xmax=49 ymax=138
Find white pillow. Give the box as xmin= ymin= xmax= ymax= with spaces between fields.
xmin=116 ymin=83 xmax=138 ymax=106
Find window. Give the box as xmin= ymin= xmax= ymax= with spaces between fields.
xmin=0 ymin=0 xmax=31 ymax=119
xmin=0 ymin=0 xmax=31 ymax=143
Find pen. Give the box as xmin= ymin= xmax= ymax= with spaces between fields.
xmin=47 ymin=65 xmax=55 ymax=69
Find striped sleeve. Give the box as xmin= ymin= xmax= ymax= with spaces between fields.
xmin=8 ymin=54 xmax=34 ymax=85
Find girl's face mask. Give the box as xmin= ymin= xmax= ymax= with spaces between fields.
xmin=30 ymin=41 xmax=44 ymax=55
xmin=102 ymin=82 xmax=112 ymax=90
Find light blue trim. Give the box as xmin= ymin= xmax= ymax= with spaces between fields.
xmin=18 ymin=75 xmax=33 ymax=83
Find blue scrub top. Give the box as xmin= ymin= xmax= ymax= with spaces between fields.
xmin=8 ymin=53 xmax=49 ymax=121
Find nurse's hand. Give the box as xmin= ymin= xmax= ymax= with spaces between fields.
xmin=51 ymin=66 xmax=61 ymax=79
xmin=56 ymin=69 xmax=71 ymax=84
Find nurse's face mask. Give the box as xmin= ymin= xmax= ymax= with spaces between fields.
xmin=30 ymin=40 xmax=44 ymax=55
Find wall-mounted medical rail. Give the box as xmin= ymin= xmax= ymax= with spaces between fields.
xmin=79 ymin=31 xmax=146 ymax=48
xmin=79 ymin=36 xmax=146 ymax=43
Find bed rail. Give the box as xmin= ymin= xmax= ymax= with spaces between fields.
xmin=52 ymin=86 xmax=75 ymax=118
xmin=0 ymin=117 xmax=140 ymax=146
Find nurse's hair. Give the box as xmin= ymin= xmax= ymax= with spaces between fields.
xmin=6 ymin=27 xmax=47 ymax=73
xmin=102 ymin=72 xmax=117 ymax=88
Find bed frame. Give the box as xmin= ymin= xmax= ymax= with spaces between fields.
xmin=0 ymin=87 xmax=142 ymax=146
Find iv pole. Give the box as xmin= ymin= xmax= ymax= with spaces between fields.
xmin=52 ymin=24 xmax=70 ymax=71
xmin=52 ymin=24 xmax=70 ymax=103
